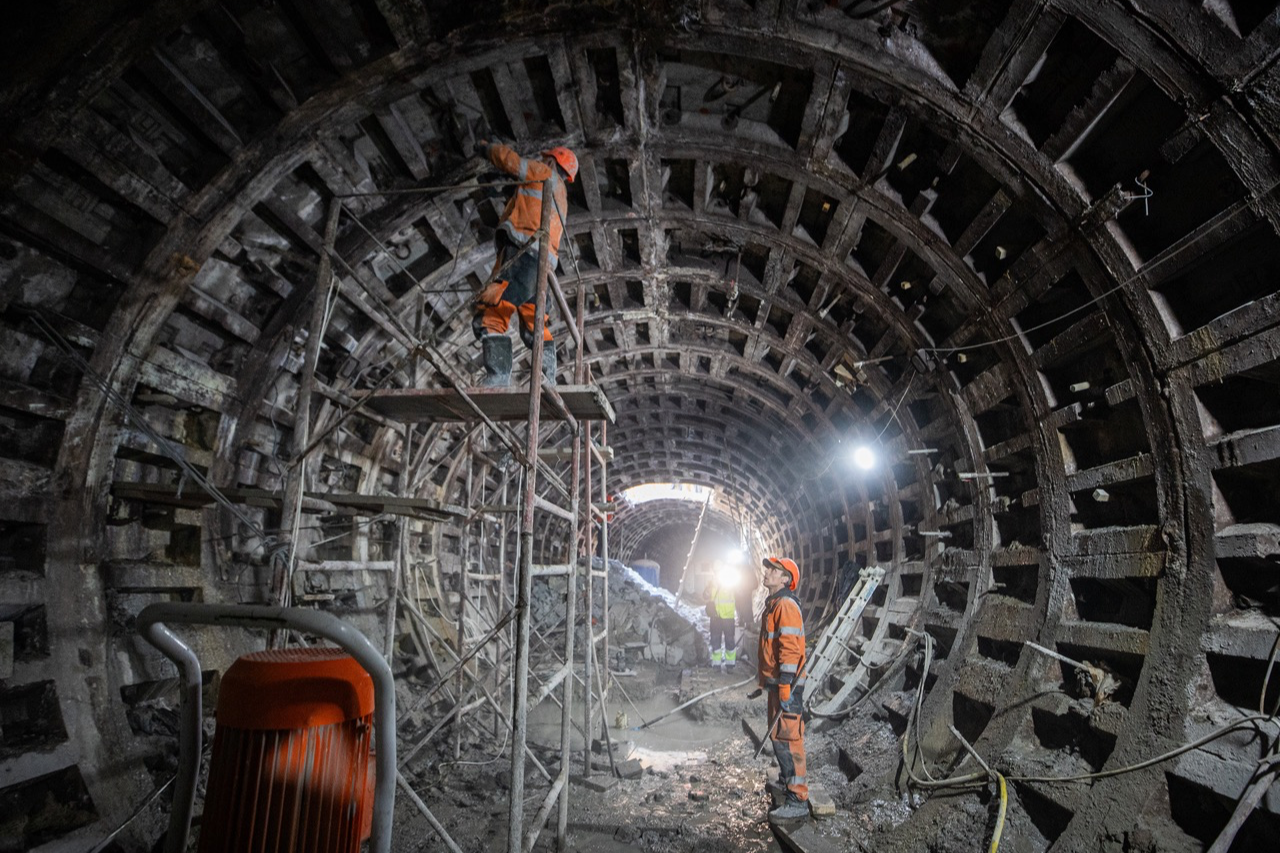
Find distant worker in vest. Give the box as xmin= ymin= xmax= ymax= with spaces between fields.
xmin=755 ymin=556 xmax=809 ymax=821
xmin=471 ymin=140 xmax=578 ymax=387
xmin=705 ymin=563 xmax=739 ymax=670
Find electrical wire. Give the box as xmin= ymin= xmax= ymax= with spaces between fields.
xmin=990 ymin=772 xmax=1008 ymax=853
xmin=28 ymin=311 xmax=269 ymax=540
xmin=885 ymin=626 xmax=1280 ymax=853
xmin=873 ymin=369 xmax=917 ymax=443
xmin=87 ymin=775 xmax=176 ymax=853
xmin=1260 ymin=631 xmax=1279 ymax=716
xmin=1006 ymin=715 xmax=1279 ymax=784
xmin=437 ymin=722 xmax=512 ymax=769
xmin=335 ymin=176 xmax=530 ymax=198
xmin=896 ymin=630 xmax=1280 ymax=792
xmin=920 ymin=274 xmax=1130 ymax=357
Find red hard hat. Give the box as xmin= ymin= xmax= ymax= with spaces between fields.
xmin=763 ymin=556 xmax=800 ymax=591
xmin=543 ymin=146 xmax=578 ymax=182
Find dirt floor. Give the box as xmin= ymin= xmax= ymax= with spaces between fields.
xmin=391 ymin=661 xmax=891 ymax=852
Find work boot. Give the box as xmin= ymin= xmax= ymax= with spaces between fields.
xmin=768 ymin=797 xmax=809 ymax=821
xmin=540 ymin=344 xmax=557 ymax=385
xmin=480 ymin=334 xmax=512 ymax=387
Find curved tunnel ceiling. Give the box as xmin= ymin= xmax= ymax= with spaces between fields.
xmin=3 ymin=1 xmax=1280 ymax=850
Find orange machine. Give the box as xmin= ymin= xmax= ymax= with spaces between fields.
xmin=197 ymin=648 xmax=375 ymax=853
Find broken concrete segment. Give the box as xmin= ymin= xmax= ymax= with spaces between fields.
xmin=571 ymin=773 xmax=618 ymax=792
xmin=616 ymin=758 xmax=644 ymax=779
xmin=772 ymin=819 xmax=846 ymax=853
xmin=807 ymin=784 xmax=836 ymax=818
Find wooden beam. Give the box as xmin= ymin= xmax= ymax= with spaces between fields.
xmin=111 ymin=481 xmax=465 ymax=521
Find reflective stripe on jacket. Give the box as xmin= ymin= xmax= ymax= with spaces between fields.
xmin=486 ymin=143 xmax=568 ymax=265
xmin=757 ymin=589 xmax=806 ymax=689
xmin=711 ymin=585 xmax=735 ymax=620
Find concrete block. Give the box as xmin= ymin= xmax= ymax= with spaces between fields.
xmin=807 ymin=784 xmax=836 ymax=818
xmin=772 ymin=819 xmax=846 ymax=853
xmin=617 ymin=758 xmax=644 ymax=779
xmin=571 ymin=773 xmax=618 ymax=792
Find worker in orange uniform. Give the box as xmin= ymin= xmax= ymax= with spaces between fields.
xmin=756 ymin=556 xmax=809 ymax=821
xmin=471 ymin=140 xmax=578 ymax=386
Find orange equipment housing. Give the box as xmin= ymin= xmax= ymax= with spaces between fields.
xmin=197 ymin=648 xmax=375 ymax=853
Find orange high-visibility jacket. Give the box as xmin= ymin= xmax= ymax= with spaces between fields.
xmin=757 ymin=589 xmax=807 ymax=689
xmin=485 ymin=143 xmax=569 ymax=266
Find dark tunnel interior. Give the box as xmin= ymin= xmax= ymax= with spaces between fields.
xmin=3 ymin=2 xmax=1280 ymax=852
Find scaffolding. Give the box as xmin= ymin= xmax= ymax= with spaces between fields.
xmin=270 ymin=181 xmax=615 ymax=853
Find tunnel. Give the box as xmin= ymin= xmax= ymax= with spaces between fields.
xmin=3 ymin=1 xmax=1280 ymax=851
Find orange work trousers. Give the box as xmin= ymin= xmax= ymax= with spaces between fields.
xmin=768 ymin=688 xmax=808 ymax=802
xmin=475 ymin=289 xmax=552 ymax=342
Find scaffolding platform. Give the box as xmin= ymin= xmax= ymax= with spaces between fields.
xmin=360 ymin=384 xmax=616 ymax=423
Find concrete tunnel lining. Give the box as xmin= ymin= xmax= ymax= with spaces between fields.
xmin=2 ymin=1 xmax=1280 ymax=850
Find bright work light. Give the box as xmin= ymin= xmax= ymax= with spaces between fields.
xmin=852 ymin=445 xmax=876 ymax=470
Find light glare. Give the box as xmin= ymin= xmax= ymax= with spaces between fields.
xmin=852 ymin=446 xmax=876 ymax=470
xmin=716 ymin=565 xmax=739 ymax=589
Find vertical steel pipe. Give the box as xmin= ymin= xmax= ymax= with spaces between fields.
xmin=508 ymin=177 xmax=555 ymax=853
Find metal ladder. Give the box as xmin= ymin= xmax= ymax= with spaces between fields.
xmin=803 ymin=566 xmax=885 ymax=713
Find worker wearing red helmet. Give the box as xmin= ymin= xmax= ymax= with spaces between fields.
xmin=471 ymin=140 xmax=579 ymax=386
xmin=757 ymin=556 xmax=809 ymax=821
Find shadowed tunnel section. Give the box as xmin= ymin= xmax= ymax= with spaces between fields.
xmin=3 ymin=1 xmax=1280 ymax=851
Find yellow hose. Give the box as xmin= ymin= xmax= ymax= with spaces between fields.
xmin=989 ymin=772 xmax=1007 ymax=853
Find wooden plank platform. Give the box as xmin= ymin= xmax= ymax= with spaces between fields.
xmin=111 ymin=482 xmax=466 ymax=521
xmin=359 ymin=385 xmax=616 ymax=423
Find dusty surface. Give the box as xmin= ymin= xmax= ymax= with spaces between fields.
xmin=391 ymin=662 xmax=889 ymax=852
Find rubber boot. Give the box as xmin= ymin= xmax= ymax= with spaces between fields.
xmin=768 ymin=796 xmax=809 ymax=821
xmin=481 ymin=334 xmax=512 ymax=387
xmin=540 ymin=344 xmax=557 ymax=385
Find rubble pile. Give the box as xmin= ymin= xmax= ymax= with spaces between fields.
xmin=531 ymin=558 xmax=710 ymax=667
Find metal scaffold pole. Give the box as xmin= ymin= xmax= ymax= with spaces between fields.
xmin=456 ymin=436 xmax=473 ymax=759
xmin=582 ymin=418 xmax=595 ymax=779
xmin=599 ymin=420 xmax=610 ymax=711
xmin=555 ymin=422 xmax=581 ymax=848
xmin=507 ymin=177 xmax=554 ymax=853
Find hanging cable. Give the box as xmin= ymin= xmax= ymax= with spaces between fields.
xmin=335 ymin=176 xmax=529 ymax=198
xmin=28 ymin=311 xmax=268 ymax=539
xmin=873 ymin=369 xmax=917 ymax=442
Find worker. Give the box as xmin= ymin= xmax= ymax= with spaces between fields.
xmin=471 ymin=140 xmax=578 ymax=387
xmin=755 ymin=555 xmax=809 ymax=821
xmin=705 ymin=565 xmax=738 ymax=670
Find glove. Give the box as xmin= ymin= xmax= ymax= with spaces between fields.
xmin=746 ymin=688 xmax=763 ymax=700
xmin=777 ymin=683 xmax=790 ymax=703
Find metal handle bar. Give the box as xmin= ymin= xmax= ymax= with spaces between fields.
xmin=135 ymin=603 xmax=396 ymax=853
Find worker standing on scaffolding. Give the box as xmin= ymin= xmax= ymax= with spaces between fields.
xmin=757 ymin=555 xmax=809 ymax=821
xmin=471 ymin=140 xmax=578 ymax=387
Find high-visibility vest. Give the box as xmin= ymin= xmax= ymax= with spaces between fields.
xmin=710 ymin=585 xmax=735 ymax=620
